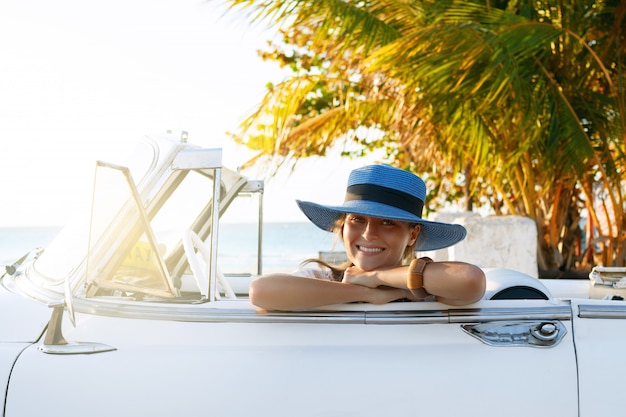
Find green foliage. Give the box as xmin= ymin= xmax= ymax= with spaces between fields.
xmin=223 ymin=0 xmax=626 ymax=271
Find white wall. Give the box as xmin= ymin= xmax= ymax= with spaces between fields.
xmin=419 ymin=214 xmax=538 ymax=278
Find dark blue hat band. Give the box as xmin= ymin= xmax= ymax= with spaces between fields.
xmin=345 ymin=184 xmax=424 ymax=218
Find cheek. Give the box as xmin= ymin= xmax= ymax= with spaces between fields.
xmin=342 ymin=227 xmax=354 ymax=247
xmin=391 ymin=231 xmax=413 ymax=252
xmin=342 ymin=223 xmax=358 ymax=241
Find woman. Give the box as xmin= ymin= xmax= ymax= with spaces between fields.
xmin=249 ymin=164 xmax=486 ymax=310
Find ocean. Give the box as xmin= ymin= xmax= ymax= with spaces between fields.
xmin=0 ymin=222 xmax=343 ymax=275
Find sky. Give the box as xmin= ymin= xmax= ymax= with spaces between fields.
xmin=0 ymin=0 xmax=379 ymax=227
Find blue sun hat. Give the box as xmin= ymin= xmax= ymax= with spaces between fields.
xmin=296 ymin=164 xmax=467 ymax=251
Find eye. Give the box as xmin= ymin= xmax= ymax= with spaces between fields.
xmin=348 ymin=215 xmax=365 ymax=224
xmin=381 ymin=219 xmax=397 ymax=226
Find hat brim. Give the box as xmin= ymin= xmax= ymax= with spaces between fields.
xmin=297 ymin=200 xmax=466 ymax=252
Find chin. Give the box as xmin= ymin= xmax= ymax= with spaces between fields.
xmin=354 ymin=259 xmax=386 ymax=272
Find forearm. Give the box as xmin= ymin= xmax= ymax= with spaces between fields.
xmin=250 ymin=263 xmax=486 ymax=310
xmin=249 ymin=274 xmax=374 ymax=311
xmin=423 ymin=262 xmax=486 ymax=305
xmin=370 ymin=261 xmax=486 ymax=305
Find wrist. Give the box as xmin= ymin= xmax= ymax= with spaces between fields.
xmin=407 ymin=257 xmax=433 ymax=298
xmin=370 ymin=270 xmax=383 ymax=287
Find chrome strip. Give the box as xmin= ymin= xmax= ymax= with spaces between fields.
xmin=578 ymin=304 xmax=626 ymax=319
xmin=74 ymin=299 xmax=367 ymax=323
xmin=365 ymin=310 xmax=448 ymax=324
xmin=450 ymin=305 xmax=572 ymax=322
xmin=73 ymin=299 xmax=573 ymax=324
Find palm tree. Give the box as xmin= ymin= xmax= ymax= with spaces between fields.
xmin=223 ymin=0 xmax=625 ymax=273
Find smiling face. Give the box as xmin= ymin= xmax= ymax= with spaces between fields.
xmin=342 ymin=214 xmax=420 ymax=271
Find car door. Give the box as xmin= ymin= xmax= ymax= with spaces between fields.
xmin=5 ymin=298 xmax=578 ymax=417
xmin=573 ymin=299 xmax=626 ymax=417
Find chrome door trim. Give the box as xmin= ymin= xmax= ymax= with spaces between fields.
xmin=450 ymin=305 xmax=572 ymax=323
xmin=578 ymin=304 xmax=626 ymax=319
xmin=72 ymin=299 xmax=573 ymax=324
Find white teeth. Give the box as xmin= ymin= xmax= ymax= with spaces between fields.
xmin=358 ymin=246 xmax=383 ymax=253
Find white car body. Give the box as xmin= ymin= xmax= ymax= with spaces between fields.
xmin=2 ymin=132 xmax=625 ymax=417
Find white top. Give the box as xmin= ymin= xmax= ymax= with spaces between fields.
xmin=292 ymin=266 xmax=335 ymax=281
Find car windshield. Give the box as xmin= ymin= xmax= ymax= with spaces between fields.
xmin=21 ymin=134 xmax=256 ymax=303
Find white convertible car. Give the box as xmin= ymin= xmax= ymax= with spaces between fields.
xmin=2 ymin=132 xmax=625 ymax=417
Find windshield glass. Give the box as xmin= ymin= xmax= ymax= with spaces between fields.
xmin=81 ymin=160 xmax=228 ymax=300
xmin=31 ymin=137 xmax=168 ymax=290
xmin=82 ymin=160 xmax=178 ymax=299
xmin=20 ymin=134 xmax=252 ymax=303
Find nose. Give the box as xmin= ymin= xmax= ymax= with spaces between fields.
xmin=362 ymin=220 xmax=379 ymax=239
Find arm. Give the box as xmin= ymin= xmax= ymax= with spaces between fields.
xmin=343 ymin=261 xmax=486 ymax=306
xmin=249 ymin=273 xmax=416 ymax=311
